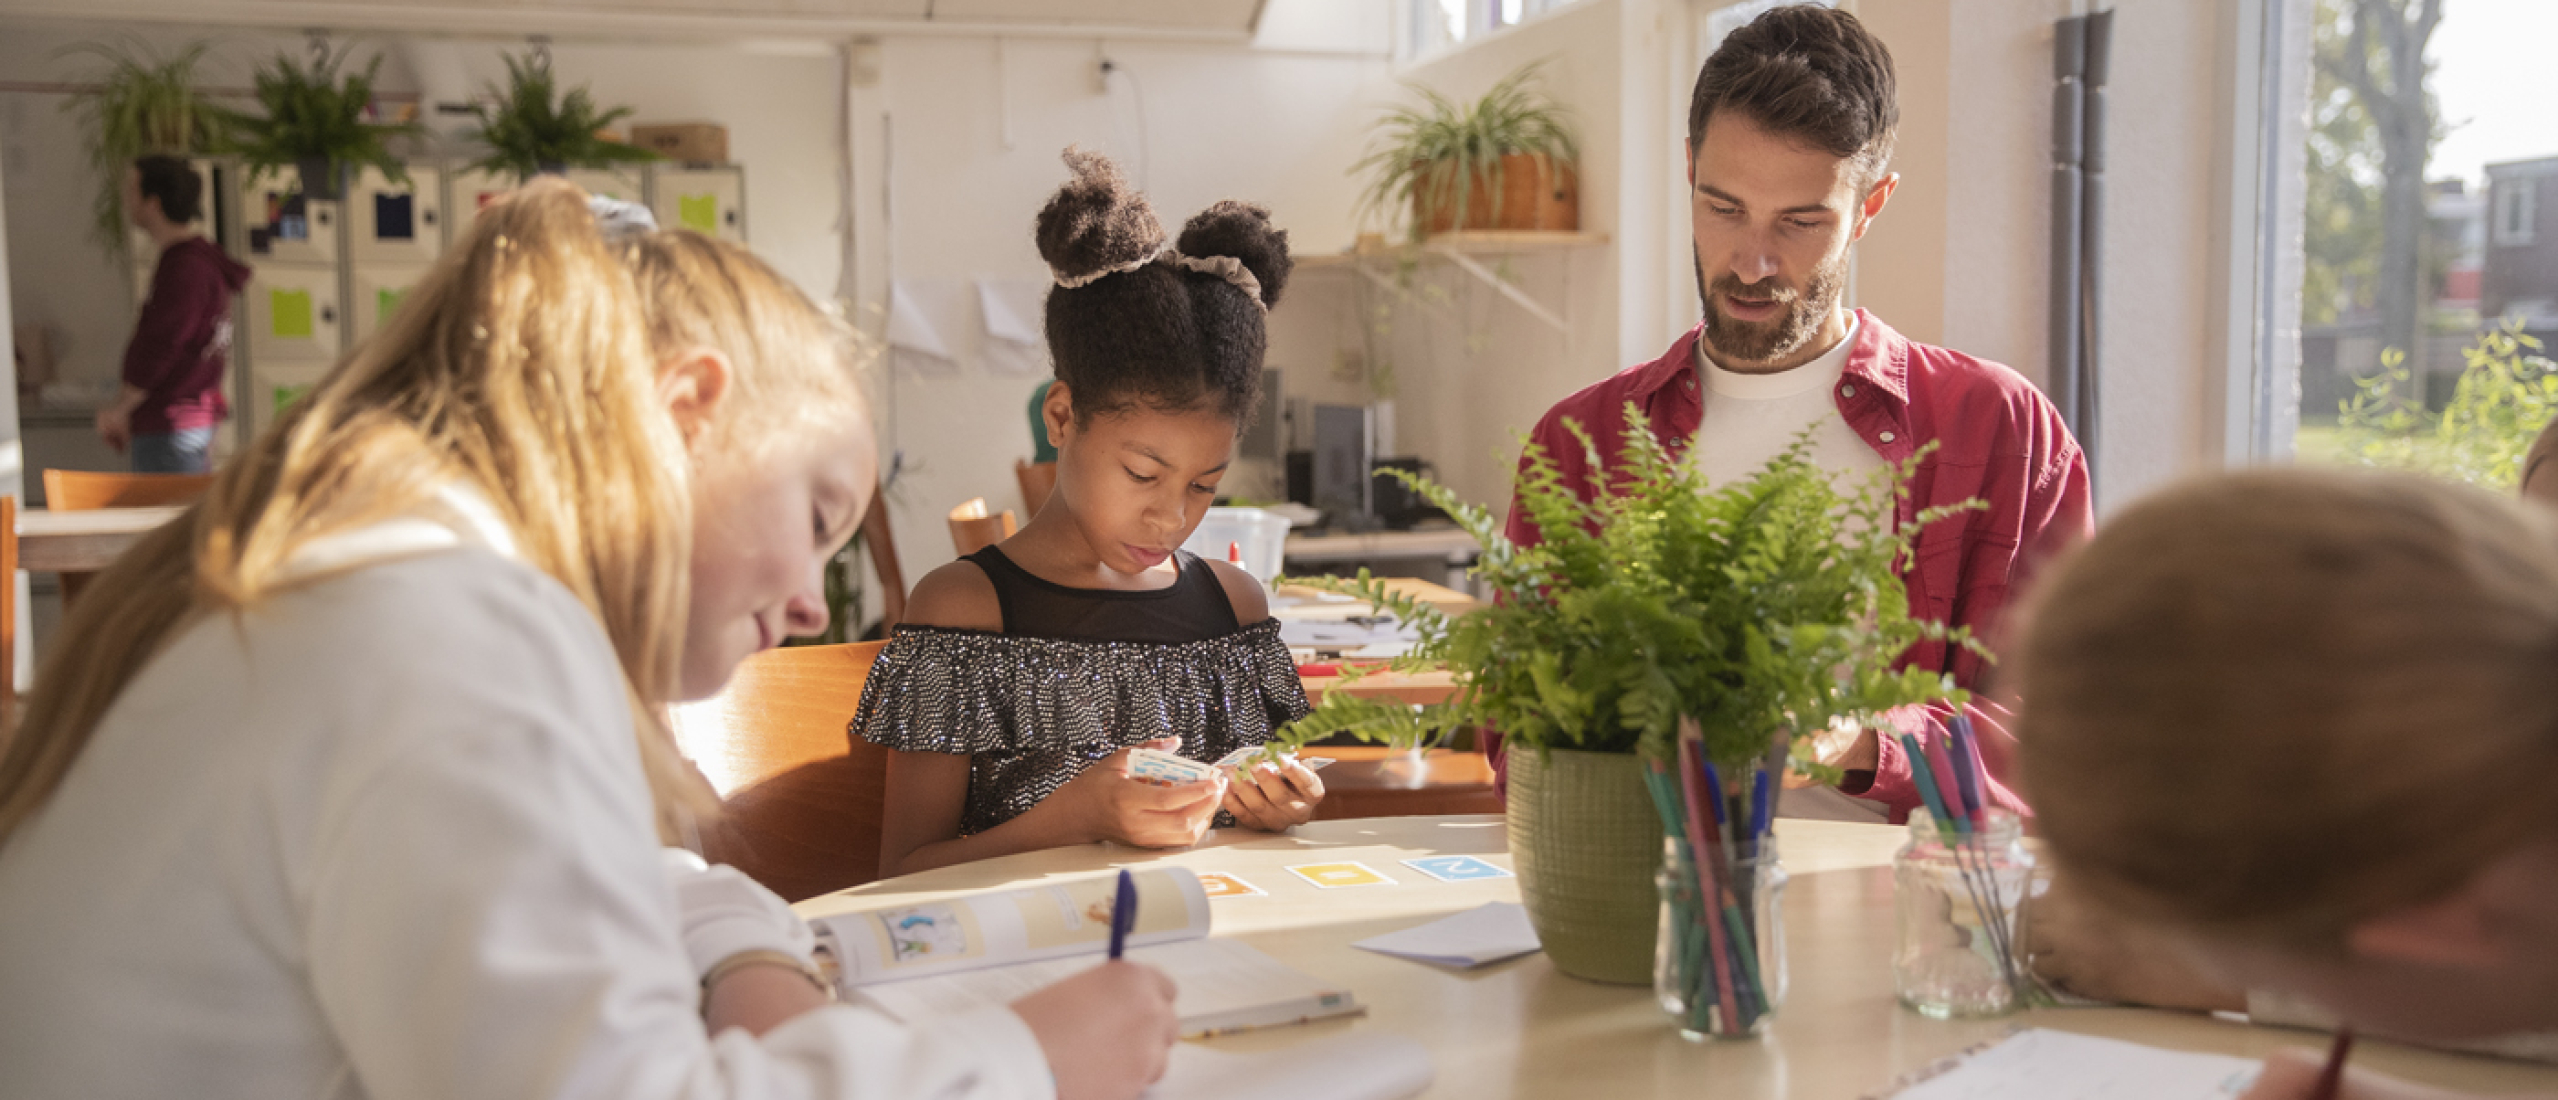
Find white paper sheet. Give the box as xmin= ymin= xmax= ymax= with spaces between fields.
xmin=887 ymin=278 xmax=963 ymax=373
xmin=1352 ymin=902 xmax=1542 ymax=969
xmin=1148 ymin=1031 xmax=1434 ymax=1100
xmin=977 ymin=277 xmax=1050 ymax=375
xmin=1880 ymin=1029 xmax=2260 ymax=1100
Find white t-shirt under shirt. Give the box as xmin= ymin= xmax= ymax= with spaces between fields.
xmin=1688 ymin=316 xmax=1885 ymax=492
xmin=1689 ymin=319 xmax=1892 ymax=823
xmin=0 ymin=490 xmax=1052 ymax=1100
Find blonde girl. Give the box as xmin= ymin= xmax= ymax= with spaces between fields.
xmin=2016 ymin=468 xmax=2558 ymax=1100
xmin=0 ymin=180 xmax=1174 ymax=1100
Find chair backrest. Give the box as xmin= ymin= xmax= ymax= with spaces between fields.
xmin=859 ymin=478 xmax=906 ymax=632
xmin=42 ymin=470 xmax=214 ymax=512
xmin=947 ymin=497 xmax=1017 ymax=557
xmin=42 ymin=470 xmax=215 ymax=608
xmin=669 ymin=640 xmax=890 ymax=903
xmin=1014 ymin=459 xmax=1057 ymax=515
xmin=0 ymin=496 xmax=17 ymax=743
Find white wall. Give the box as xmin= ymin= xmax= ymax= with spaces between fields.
xmin=843 ymin=32 xmax=1395 ymax=579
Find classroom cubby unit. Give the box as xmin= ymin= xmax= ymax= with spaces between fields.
xmin=213 ymin=158 xmax=751 ymax=438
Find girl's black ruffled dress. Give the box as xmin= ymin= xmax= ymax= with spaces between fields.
xmin=851 ymin=545 xmax=1311 ymax=835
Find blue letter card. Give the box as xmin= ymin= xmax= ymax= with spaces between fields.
xmin=1402 ymin=855 xmax=1513 ymax=883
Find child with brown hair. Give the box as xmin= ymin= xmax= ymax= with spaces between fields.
xmin=858 ymin=150 xmax=1323 ymax=877
xmin=2015 ymin=467 xmax=2558 ymax=1099
xmin=0 ymin=181 xmax=1176 ymax=1100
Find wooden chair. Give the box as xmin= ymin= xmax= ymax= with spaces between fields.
xmin=41 ymin=470 xmax=215 ymax=608
xmin=0 ymin=497 xmax=17 ymax=745
xmin=947 ymin=497 xmax=1017 ymax=557
xmin=1014 ymin=459 xmax=1057 ymax=515
xmin=669 ymin=641 xmax=891 ymax=903
xmin=859 ymin=479 xmax=906 ymax=631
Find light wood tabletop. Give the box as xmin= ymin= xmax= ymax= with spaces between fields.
xmin=16 ymin=506 xmax=185 ymax=573
xmin=796 ymin=816 xmax=2558 ymax=1099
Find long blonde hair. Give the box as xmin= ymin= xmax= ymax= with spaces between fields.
xmin=2015 ymin=468 xmax=2558 ymax=951
xmin=0 ymin=180 xmax=860 ymax=846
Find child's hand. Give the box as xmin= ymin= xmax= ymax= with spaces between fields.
xmin=2236 ymin=1047 xmax=2479 ymax=1100
xmin=1221 ymin=755 xmax=1325 ymax=832
xmin=1069 ymin=739 xmax=1227 ymax=849
xmin=1011 ymin=959 xmax=1179 ymax=1100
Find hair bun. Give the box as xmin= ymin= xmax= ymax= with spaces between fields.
xmin=1175 ymin=201 xmax=1292 ymax=310
xmin=1035 ymin=148 xmax=1166 ymax=284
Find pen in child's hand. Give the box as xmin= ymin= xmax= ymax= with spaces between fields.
xmin=2307 ymin=1027 xmax=2354 ymax=1100
xmin=1108 ymin=868 xmax=1136 ymax=960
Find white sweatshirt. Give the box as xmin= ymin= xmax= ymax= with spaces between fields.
xmin=0 ymin=495 xmax=1053 ymax=1100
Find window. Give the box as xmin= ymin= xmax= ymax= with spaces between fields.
xmin=1403 ymin=0 xmax=1586 ymax=58
xmin=2274 ymin=0 xmax=2558 ymax=488
xmin=2494 ymin=181 xmax=2537 ymax=246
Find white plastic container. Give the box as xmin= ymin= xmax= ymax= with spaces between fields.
xmin=1183 ymin=507 xmax=1292 ymax=585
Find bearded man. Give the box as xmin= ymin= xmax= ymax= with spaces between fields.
xmin=1498 ymin=5 xmax=2092 ymax=823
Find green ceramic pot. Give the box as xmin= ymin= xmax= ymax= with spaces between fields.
xmin=1507 ymin=747 xmax=1666 ymax=984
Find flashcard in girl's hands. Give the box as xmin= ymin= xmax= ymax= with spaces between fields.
xmin=1401 ymin=855 xmax=1514 ymax=883
xmin=1286 ymin=861 xmax=1396 ymax=889
xmin=1125 ymin=747 xmax=1218 ymax=787
xmin=1195 ymin=872 xmax=1267 ymax=898
xmin=1212 ymin=747 xmax=1338 ymax=772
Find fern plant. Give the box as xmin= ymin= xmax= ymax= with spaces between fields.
xmin=1275 ymin=408 xmax=1982 ymax=774
xmin=228 ymin=45 xmax=420 ymax=199
xmin=59 ymin=39 xmax=235 ymax=253
xmin=467 ymin=51 xmax=657 ymax=182
xmin=1350 ymin=60 xmax=1579 ymax=243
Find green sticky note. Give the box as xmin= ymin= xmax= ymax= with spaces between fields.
xmin=271 ymin=289 xmax=314 ymax=339
xmin=377 ymin=288 xmax=406 ymax=325
xmin=678 ymin=193 xmax=718 ymax=233
xmin=273 ymin=384 xmax=312 ymax=417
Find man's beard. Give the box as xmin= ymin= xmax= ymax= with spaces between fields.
xmin=1693 ymin=250 xmax=1847 ymax=367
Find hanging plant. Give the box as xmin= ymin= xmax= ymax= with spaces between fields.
xmin=58 ymin=39 xmax=236 ymax=253
xmin=228 ymin=44 xmax=420 ymax=202
xmin=466 ymin=50 xmax=657 ymax=183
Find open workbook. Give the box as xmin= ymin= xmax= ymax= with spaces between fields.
xmin=807 ymin=867 xmax=1362 ymax=1039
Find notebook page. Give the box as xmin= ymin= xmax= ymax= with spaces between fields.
xmin=1885 ymin=1029 xmax=2260 ymax=1099
xmin=853 ymin=938 xmax=1353 ymax=1038
xmin=814 ymin=867 xmax=1211 ymax=987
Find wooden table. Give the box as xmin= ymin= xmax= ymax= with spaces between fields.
xmin=1305 ymin=746 xmax=1499 ymax=820
xmin=16 ymin=506 xmax=184 ymax=573
xmin=797 ymin=817 xmax=2558 ymax=1098
xmin=1273 ymin=578 xmax=1472 ymax=707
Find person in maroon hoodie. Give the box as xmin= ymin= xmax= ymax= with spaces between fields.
xmin=99 ymin=155 xmax=250 ymax=474
xmin=1498 ymin=6 xmax=2092 ymax=824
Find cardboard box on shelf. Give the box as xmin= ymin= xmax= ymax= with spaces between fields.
xmin=632 ymin=122 xmax=728 ymax=164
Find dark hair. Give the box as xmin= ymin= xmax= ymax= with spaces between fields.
xmin=1035 ymin=148 xmax=1290 ymax=426
xmin=1687 ymin=5 xmax=1898 ymax=188
xmin=132 ymin=155 xmax=202 ymax=225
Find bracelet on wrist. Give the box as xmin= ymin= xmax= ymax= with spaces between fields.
xmin=699 ymin=949 xmax=834 ymax=1017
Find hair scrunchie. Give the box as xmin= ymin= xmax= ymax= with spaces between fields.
xmin=1049 ymin=247 xmax=1266 ymax=312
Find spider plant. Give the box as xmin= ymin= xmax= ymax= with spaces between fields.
xmin=1351 ymin=60 xmax=1580 ymax=242
xmin=228 ymin=45 xmax=421 ymax=201
xmin=466 ymin=51 xmax=657 ymax=182
xmin=58 ymin=39 xmax=236 ymax=253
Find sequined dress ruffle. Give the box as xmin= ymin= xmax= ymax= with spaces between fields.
xmin=850 ymin=617 xmax=1311 ymax=835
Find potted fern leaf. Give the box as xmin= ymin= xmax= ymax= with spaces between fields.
xmin=59 ymin=39 xmax=235 ymax=254
xmin=229 ymin=45 xmax=420 ymax=202
xmin=1351 ymin=60 xmax=1580 ymax=242
xmin=467 ymin=51 xmax=657 ymax=182
xmin=1275 ymin=412 xmax=1978 ymax=987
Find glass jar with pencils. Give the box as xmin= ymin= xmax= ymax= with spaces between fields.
xmin=1646 ymin=739 xmax=1788 ymax=1040
xmin=1893 ymin=807 xmax=2035 ymax=1018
